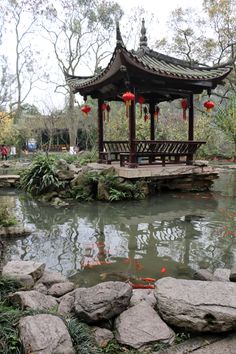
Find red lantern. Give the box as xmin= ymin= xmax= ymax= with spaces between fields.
xmin=143 ymin=106 xmax=149 ymax=122
xmin=106 ymin=103 xmax=111 ymax=122
xmin=101 ymin=103 xmax=107 ymax=121
xmin=138 ymin=96 xmax=145 ymax=117
xmin=154 ymin=105 xmax=160 ymax=121
xmin=204 ymin=100 xmax=215 ymax=112
xmin=81 ymin=104 xmax=91 ymax=117
xmin=181 ymin=99 xmax=188 ymax=120
xmin=122 ymin=91 xmax=135 ymax=117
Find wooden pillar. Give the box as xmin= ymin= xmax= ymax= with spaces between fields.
xmin=188 ymin=93 xmax=194 ymax=164
xmin=128 ymin=99 xmax=137 ymax=168
xmin=98 ymin=98 xmax=104 ymax=163
xmin=188 ymin=94 xmax=194 ymax=141
xmin=149 ymin=101 xmax=155 ymax=141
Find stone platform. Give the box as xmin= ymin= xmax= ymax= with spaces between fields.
xmin=0 ymin=175 xmax=20 ymax=187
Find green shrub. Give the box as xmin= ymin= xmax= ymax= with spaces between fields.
xmin=0 ymin=207 xmax=17 ymax=227
xmin=19 ymin=154 xmax=64 ymax=196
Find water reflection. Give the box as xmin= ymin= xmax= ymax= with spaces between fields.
xmin=1 ymin=170 xmax=236 ymax=286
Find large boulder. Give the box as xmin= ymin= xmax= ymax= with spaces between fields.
xmin=8 ymin=290 xmax=58 ymax=310
xmin=115 ymin=302 xmax=175 ymax=349
xmin=36 ymin=270 xmax=67 ymax=287
xmin=155 ymin=277 xmax=236 ymax=332
xmin=74 ymin=281 xmax=132 ymax=323
xmin=48 ymin=282 xmax=75 ymax=297
xmin=58 ymin=291 xmax=75 ymax=315
xmin=129 ymin=289 xmax=156 ymax=308
xmin=19 ymin=314 xmax=75 ymax=354
xmin=92 ymin=327 xmax=114 ymax=348
xmin=2 ymin=261 xmax=45 ymax=282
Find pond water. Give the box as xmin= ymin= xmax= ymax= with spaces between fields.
xmin=1 ymin=168 xmax=236 ymax=287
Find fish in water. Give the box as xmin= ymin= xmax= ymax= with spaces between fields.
xmin=131 ymin=284 xmax=155 ymax=289
xmin=100 ymin=272 xmax=157 ymax=284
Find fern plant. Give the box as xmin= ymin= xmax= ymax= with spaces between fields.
xmin=19 ymin=154 xmax=64 ymax=196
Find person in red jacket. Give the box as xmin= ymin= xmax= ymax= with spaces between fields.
xmin=1 ymin=145 xmax=8 ymax=160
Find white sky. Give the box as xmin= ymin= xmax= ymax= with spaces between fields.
xmin=5 ymin=0 xmax=204 ymax=111
xmin=117 ymin=0 xmax=202 ymax=33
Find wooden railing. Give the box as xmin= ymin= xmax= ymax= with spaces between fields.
xmin=99 ymin=140 xmax=206 ymax=166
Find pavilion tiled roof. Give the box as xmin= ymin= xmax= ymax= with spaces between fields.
xmin=65 ymin=21 xmax=231 ymax=96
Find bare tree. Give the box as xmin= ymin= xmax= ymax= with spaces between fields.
xmin=40 ymin=0 xmax=123 ymax=148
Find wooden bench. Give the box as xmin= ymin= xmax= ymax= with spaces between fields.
xmin=100 ymin=141 xmax=129 ymax=164
xmin=120 ymin=140 xmax=206 ymax=167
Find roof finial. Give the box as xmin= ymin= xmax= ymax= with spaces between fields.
xmin=116 ymin=21 xmax=124 ymax=47
xmin=140 ymin=18 xmax=148 ymax=48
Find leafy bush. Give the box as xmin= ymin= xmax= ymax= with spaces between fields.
xmin=19 ymin=154 xmax=64 ymax=196
xmin=71 ymin=170 xmax=146 ymax=202
xmin=0 ymin=207 xmax=17 ymax=227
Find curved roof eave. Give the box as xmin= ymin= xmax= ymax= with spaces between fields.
xmin=65 ymin=46 xmax=232 ymax=95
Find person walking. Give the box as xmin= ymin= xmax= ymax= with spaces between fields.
xmin=1 ymin=145 xmax=8 ymax=160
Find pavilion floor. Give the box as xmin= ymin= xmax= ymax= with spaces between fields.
xmin=88 ymin=161 xmax=218 ymax=180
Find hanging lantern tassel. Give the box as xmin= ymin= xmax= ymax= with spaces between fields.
xmin=204 ymin=100 xmax=215 ymax=113
xmin=144 ymin=106 xmax=149 ymax=122
xmin=81 ymin=104 xmax=91 ymax=118
xmin=181 ymin=99 xmax=188 ymax=120
xmin=101 ymin=103 xmax=107 ymax=121
xmin=154 ymin=105 xmax=160 ymax=122
xmin=138 ymin=96 xmax=145 ymax=117
xmin=122 ymin=91 xmax=135 ymax=118
xmin=106 ymin=103 xmax=111 ymax=122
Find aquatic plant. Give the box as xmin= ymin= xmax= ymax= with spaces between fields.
xmin=0 ymin=277 xmax=22 ymax=353
xmin=67 ymin=318 xmax=102 ymax=354
xmin=19 ymin=154 xmax=64 ymax=196
xmin=0 ymin=207 xmax=17 ymax=227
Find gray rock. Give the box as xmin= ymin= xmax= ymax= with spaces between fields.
xmin=155 ymin=277 xmax=236 ymax=332
xmin=153 ymin=334 xmax=224 ymax=354
xmin=213 ymin=268 xmax=230 ymax=281
xmin=193 ymin=269 xmax=214 ymax=281
xmin=2 ymin=260 xmax=45 ymax=281
xmin=56 ymin=169 xmax=75 ymax=180
xmin=19 ymin=314 xmax=75 ymax=354
xmin=8 ymin=290 xmax=58 ymax=310
xmin=48 ymin=282 xmax=75 ymax=297
xmin=115 ymin=302 xmax=175 ymax=349
xmin=230 ymin=264 xmax=236 ymax=282
xmin=92 ymin=327 xmax=114 ymax=348
xmin=129 ymin=289 xmax=156 ymax=307
xmin=8 ymin=274 xmax=34 ymax=290
xmin=74 ymin=281 xmax=132 ymax=323
xmin=0 ymin=226 xmax=31 ymax=238
xmin=58 ymin=291 xmax=75 ymax=315
xmin=33 ymin=283 xmax=48 ymax=294
xmin=185 ymin=334 xmax=236 ymax=354
xmin=36 ymin=270 xmax=67 ymax=287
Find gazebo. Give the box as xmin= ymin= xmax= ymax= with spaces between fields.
xmin=65 ymin=20 xmax=231 ymax=168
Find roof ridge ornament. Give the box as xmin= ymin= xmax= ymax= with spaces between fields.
xmin=116 ymin=21 xmax=125 ymax=47
xmin=140 ymin=18 xmax=148 ymax=48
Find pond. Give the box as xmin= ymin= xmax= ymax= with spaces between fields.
xmin=1 ymin=168 xmax=236 ymax=287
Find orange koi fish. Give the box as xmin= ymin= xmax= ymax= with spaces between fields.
xmin=140 ymin=277 xmax=156 ymax=283
xmin=131 ymin=283 xmax=155 ymax=289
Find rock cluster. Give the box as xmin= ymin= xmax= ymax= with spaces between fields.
xmin=2 ymin=261 xmax=236 ymax=353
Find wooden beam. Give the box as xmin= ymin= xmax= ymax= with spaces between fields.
xmin=128 ymin=99 xmax=137 ymax=168
xmin=188 ymin=94 xmax=194 ymax=140
xmin=98 ymin=98 xmax=104 ymax=162
xmin=149 ymin=101 xmax=155 ymax=140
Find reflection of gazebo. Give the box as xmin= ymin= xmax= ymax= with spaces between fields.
xmin=65 ymin=20 xmax=231 ymax=168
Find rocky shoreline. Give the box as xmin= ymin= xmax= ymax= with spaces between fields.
xmin=2 ymin=260 xmax=236 ymax=353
